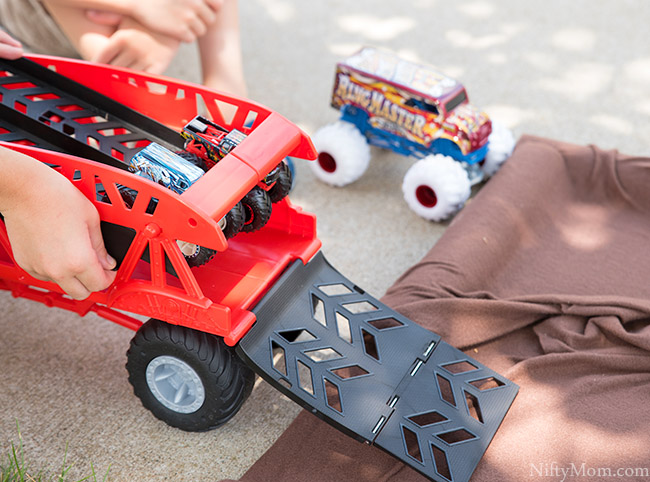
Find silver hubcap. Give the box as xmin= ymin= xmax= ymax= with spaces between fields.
xmin=146 ymin=355 xmax=205 ymax=414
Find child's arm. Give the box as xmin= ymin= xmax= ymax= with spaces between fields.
xmin=198 ymin=0 xmax=246 ymax=97
xmin=0 ymin=33 xmax=116 ymax=299
xmin=42 ymin=1 xmax=181 ymax=74
xmin=0 ymin=147 xmax=117 ymax=300
xmin=43 ymin=0 xmax=222 ymax=43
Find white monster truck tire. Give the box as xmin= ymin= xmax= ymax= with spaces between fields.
xmin=482 ymin=120 xmax=515 ymax=177
xmin=402 ymin=155 xmax=471 ymax=221
xmin=311 ymin=121 xmax=371 ymax=186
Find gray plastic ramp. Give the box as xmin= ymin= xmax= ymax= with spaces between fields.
xmin=237 ymin=252 xmax=518 ymax=482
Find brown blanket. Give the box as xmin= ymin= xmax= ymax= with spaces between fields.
xmin=224 ymin=135 xmax=650 ymax=482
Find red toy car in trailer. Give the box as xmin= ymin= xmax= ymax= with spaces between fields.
xmin=0 ymin=55 xmax=517 ymax=482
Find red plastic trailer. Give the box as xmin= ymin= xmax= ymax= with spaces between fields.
xmin=0 ymin=55 xmax=517 ymax=482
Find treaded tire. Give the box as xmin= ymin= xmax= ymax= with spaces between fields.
xmin=268 ymin=161 xmax=293 ymax=203
xmin=182 ymin=244 xmax=217 ymax=268
xmin=117 ymin=186 xmax=138 ymax=205
xmin=241 ymin=186 xmax=272 ymax=233
xmin=482 ymin=120 xmax=515 ymax=177
xmin=176 ymin=150 xmax=208 ymax=172
xmin=223 ymin=201 xmax=245 ymax=239
xmin=126 ymin=319 xmax=255 ymax=432
xmin=311 ymin=121 xmax=371 ymax=186
xmin=402 ymin=154 xmax=471 ymax=221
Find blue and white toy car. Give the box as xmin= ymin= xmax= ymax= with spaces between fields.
xmin=128 ymin=142 xmax=205 ymax=195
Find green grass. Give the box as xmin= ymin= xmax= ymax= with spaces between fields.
xmin=0 ymin=422 xmax=109 ymax=482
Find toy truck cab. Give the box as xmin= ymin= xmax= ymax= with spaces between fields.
xmin=181 ymin=115 xmax=248 ymax=168
xmin=332 ymin=47 xmax=491 ymax=163
xmin=312 ymin=47 xmax=515 ymax=222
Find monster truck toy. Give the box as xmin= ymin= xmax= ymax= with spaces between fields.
xmin=312 ymin=47 xmax=515 ymax=221
xmin=180 ymin=115 xmax=293 ymax=233
xmin=0 ymin=55 xmax=517 ymax=482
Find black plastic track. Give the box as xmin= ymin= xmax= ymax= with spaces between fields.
xmin=238 ymin=252 xmax=518 ymax=482
xmin=0 ymin=57 xmax=184 ymax=167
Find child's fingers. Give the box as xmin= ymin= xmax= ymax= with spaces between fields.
xmin=205 ymin=0 xmax=225 ymax=12
xmin=75 ymin=265 xmax=116 ymax=297
xmin=197 ymin=3 xmax=217 ymax=26
xmin=101 ymin=252 xmax=117 ymax=271
xmin=94 ymin=37 xmax=135 ymax=69
xmin=57 ymin=276 xmax=92 ymax=300
xmin=0 ymin=45 xmax=23 ymax=60
xmin=0 ymin=31 xmax=23 ymax=59
xmin=93 ymin=39 xmax=122 ymax=66
xmin=179 ymin=29 xmax=196 ymax=44
xmin=85 ymin=9 xmax=124 ymax=27
xmin=0 ymin=31 xmax=21 ymax=47
xmin=23 ymin=255 xmax=115 ymax=299
xmin=88 ymin=219 xmax=117 ymax=272
xmin=67 ymin=245 xmax=117 ymax=299
xmin=188 ymin=17 xmax=208 ymax=38
xmin=142 ymin=60 xmax=168 ymax=75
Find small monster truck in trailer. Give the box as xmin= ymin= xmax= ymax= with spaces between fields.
xmin=0 ymin=55 xmax=517 ymax=482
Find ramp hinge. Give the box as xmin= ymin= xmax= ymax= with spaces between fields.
xmin=371 ymin=340 xmax=438 ymax=439
xmin=371 ymin=415 xmax=388 ymax=435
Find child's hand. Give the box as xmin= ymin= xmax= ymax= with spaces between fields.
xmin=0 ymin=148 xmax=116 ymax=300
xmin=0 ymin=31 xmax=23 ymax=59
xmin=84 ymin=9 xmax=124 ymax=28
xmin=92 ymin=17 xmax=180 ymax=74
xmin=129 ymin=0 xmax=223 ymax=43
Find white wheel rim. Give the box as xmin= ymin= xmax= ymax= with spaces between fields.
xmin=177 ymin=240 xmax=199 ymax=257
xmin=146 ymin=355 xmax=205 ymax=414
xmin=402 ymin=155 xmax=471 ymax=221
xmin=311 ymin=122 xmax=371 ymax=186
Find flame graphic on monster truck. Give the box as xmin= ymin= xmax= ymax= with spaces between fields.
xmin=333 ymin=74 xmax=429 ymax=146
xmin=331 ymin=50 xmax=491 ymax=161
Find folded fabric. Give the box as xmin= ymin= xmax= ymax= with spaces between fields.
xmin=223 ymin=135 xmax=650 ymax=482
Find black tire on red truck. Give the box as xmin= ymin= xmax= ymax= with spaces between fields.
xmin=126 ymin=319 xmax=255 ymax=432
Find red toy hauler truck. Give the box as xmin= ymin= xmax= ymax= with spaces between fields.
xmin=0 ymin=55 xmax=517 ymax=482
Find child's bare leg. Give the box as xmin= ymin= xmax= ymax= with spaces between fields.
xmin=198 ymin=0 xmax=247 ymax=98
xmin=41 ymin=1 xmax=114 ymax=60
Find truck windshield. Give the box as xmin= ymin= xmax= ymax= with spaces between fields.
xmin=445 ymin=91 xmax=467 ymax=112
xmin=404 ymin=98 xmax=439 ymax=115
